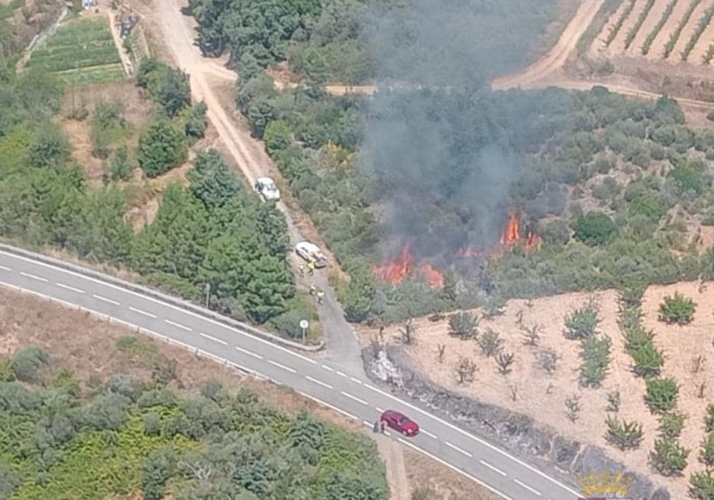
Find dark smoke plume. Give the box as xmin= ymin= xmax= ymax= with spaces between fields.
xmin=359 ymin=0 xmax=555 ymax=260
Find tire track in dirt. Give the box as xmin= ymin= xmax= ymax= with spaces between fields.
xmin=492 ymin=0 xmax=606 ymax=90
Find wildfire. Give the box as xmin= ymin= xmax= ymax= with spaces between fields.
xmin=499 ymin=211 xmax=520 ymax=246
xmin=372 ymin=241 xmax=444 ymax=289
xmin=457 ymin=210 xmax=540 ymax=258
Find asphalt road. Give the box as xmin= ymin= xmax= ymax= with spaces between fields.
xmin=0 ymin=249 xmax=582 ymax=500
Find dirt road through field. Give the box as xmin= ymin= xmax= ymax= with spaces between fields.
xmin=492 ymin=0 xmax=606 ymax=90
xmin=153 ymin=0 xmax=363 ymax=372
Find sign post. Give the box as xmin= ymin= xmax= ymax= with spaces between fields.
xmin=299 ymin=319 xmax=309 ymax=343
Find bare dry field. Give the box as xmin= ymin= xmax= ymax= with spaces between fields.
xmin=0 ymin=286 xmax=496 ymax=500
xmin=361 ymin=281 xmax=714 ymax=499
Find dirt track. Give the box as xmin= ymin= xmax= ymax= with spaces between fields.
xmin=152 ymin=0 xmax=363 ymax=370
xmin=491 ymin=0 xmax=606 ymax=90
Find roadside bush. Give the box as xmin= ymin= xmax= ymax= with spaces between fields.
xmin=104 ymin=145 xmax=134 ymax=182
xmin=573 ymin=211 xmax=618 ymax=246
xmin=182 ymin=101 xmax=208 ymax=140
xmin=10 ymin=346 xmax=49 ymax=383
xmin=658 ymin=292 xmax=696 ymax=325
xmin=650 ymin=437 xmax=689 ymax=476
xmin=138 ymin=118 xmax=188 ymax=178
xmin=605 ymin=416 xmax=643 ymax=450
xmin=659 ymin=411 xmax=686 ymax=439
xmin=645 ymin=377 xmax=679 ymax=414
xmin=564 ymin=298 xmax=600 ymax=340
xmin=706 ymin=404 xmax=714 ymax=432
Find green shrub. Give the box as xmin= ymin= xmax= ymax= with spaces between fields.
xmin=650 ymin=437 xmax=689 ymax=476
xmin=700 ymin=432 xmax=714 ymax=467
xmin=138 ymin=118 xmax=187 ymax=178
xmin=690 ymin=470 xmax=714 ymax=499
xmin=605 ymin=416 xmax=643 ymax=450
xmin=573 ymin=211 xmax=618 ymax=246
xmin=659 ymin=411 xmax=686 ymax=439
xmin=477 ymin=329 xmax=503 ymax=357
xmin=617 ymin=281 xmax=647 ymax=308
xmin=10 ymin=346 xmax=50 ymax=383
xmin=645 ymin=377 xmax=679 ymax=414
xmin=448 ymin=311 xmax=478 ymax=340
xmin=705 ymin=404 xmax=714 ymax=432
xmin=630 ymin=340 xmax=664 ymax=377
xmin=579 ymin=334 xmax=611 ymax=388
xmin=564 ymin=298 xmax=600 ymax=340
xmin=104 ymin=145 xmax=134 ymax=182
xmin=658 ymin=292 xmax=696 ymax=325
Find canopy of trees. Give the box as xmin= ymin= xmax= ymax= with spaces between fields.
xmin=0 ymin=347 xmax=388 ymax=499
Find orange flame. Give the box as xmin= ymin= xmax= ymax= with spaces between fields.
xmin=417 ymin=262 xmax=444 ymax=289
xmin=525 ymin=231 xmax=540 ymax=250
xmin=500 ymin=212 xmax=520 ymax=246
xmin=372 ymin=242 xmax=444 ymax=289
xmin=372 ymin=242 xmax=413 ymax=285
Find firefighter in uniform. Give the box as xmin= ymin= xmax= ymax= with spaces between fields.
xmin=316 ymin=290 xmax=325 ymax=305
xmin=298 ymin=265 xmax=305 ymax=278
xmin=309 ymin=283 xmax=317 ymax=296
xmin=308 ymin=260 xmax=315 ymax=276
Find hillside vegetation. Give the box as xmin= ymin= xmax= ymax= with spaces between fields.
xmin=0 ymin=346 xmax=387 ymax=499
xmin=0 ymin=64 xmax=312 ymax=338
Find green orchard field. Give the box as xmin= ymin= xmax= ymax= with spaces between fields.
xmin=26 ymin=18 xmax=125 ymax=87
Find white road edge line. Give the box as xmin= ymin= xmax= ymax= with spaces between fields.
xmin=0 ymin=282 xmax=275 ymax=383
xmin=420 ymin=429 xmax=438 ymax=439
xmin=362 ymin=382 xmax=581 ymax=497
xmin=340 ymin=391 xmax=368 ymax=406
xmin=200 ymin=332 xmax=227 ymax=345
xmin=129 ymin=306 xmax=156 ymax=318
xmin=321 ymin=364 xmax=334 ymax=371
xmin=396 ymin=438 xmax=514 ymax=500
xmin=480 ymin=460 xmax=507 ymax=476
xmin=0 ymin=252 xmax=581 ymax=497
xmin=0 ymin=251 xmax=320 ymax=365
xmin=297 ymin=391 xmax=359 ymax=421
xmin=56 ymin=282 xmax=85 ymax=294
xmin=20 ymin=272 xmax=48 ymax=282
xmin=268 ymin=359 xmax=297 ymax=374
xmin=305 ymin=375 xmax=333 ymax=389
xmin=0 ymin=265 xmax=11 ymax=271
xmin=165 ymin=319 xmax=192 ymax=331
xmin=513 ymin=479 xmax=541 ymax=496
xmin=92 ymin=294 xmax=120 ymax=305
xmin=235 ymin=345 xmax=263 ymax=360
xmin=445 ymin=441 xmax=473 ymax=457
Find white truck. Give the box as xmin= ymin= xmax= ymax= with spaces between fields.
xmin=295 ymin=241 xmax=327 ymax=269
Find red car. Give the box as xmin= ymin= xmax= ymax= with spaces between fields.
xmin=380 ymin=410 xmax=420 ymax=436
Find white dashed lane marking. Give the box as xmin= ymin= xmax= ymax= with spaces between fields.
xmin=199 ymin=332 xmax=227 ymax=345
xmin=93 ymin=294 xmax=119 ymax=305
xmin=350 ymin=377 xmax=363 ymax=385
xmin=0 ymin=265 xmax=12 ymax=271
xmin=268 ymin=359 xmax=297 ymax=374
xmin=340 ymin=391 xmax=368 ymax=406
xmin=336 ymin=371 xmax=347 ymax=377
xmin=420 ymin=429 xmax=438 ymax=439
xmin=321 ymin=364 xmax=334 ymax=371
xmin=20 ymin=272 xmax=48 ymax=282
xmin=445 ymin=441 xmax=473 ymax=458
xmin=129 ymin=306 xmax=156 ymax=318
xmin=305 ymin=375 xmax=333 ymax=389
xmin=164 ymin=319 xmax=192 ymax=331
xmin=235 ymin=345 xmax=263 ymax=360
xmin=514 ymin=479 xmax=541 ymax=496
xmin=56 ymin=282 xmax=85 ymax=294
xmin=480 ymin=460 xmax=506 ymax=476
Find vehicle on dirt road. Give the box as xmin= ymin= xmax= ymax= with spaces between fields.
xmin=295 ymin=241 xmax=327 ymax=269
xmin=254 ymin=176 xmax=280 ymax=201
xmin=380 ymin=410 xmax=420 ymax=436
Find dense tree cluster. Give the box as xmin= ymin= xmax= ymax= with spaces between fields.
xmin=0 ymin=71 xmax=295 ymax=327
xmin=0 ymin=347 xmax=388 ymax=499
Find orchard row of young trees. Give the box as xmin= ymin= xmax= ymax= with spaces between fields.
xmin=0 ymin=345 xmax=388 ymax=499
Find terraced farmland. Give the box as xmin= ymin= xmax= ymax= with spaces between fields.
xmin=591 ymin=0 xmax=714 ymax=64
xmin=26 ymin=17 xmax=125 ymax=86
